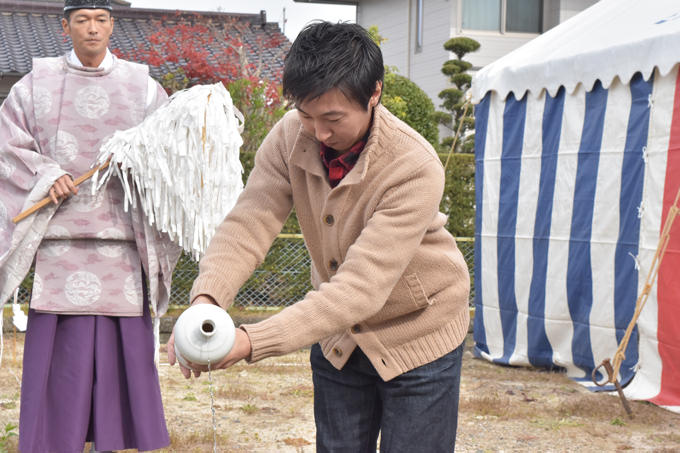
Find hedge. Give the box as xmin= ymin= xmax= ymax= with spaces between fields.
xmin=382 ymin=72 xmax=439 ymax=148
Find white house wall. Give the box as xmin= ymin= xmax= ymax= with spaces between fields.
xmin=358 ymin=0 xmax=452 ymax=111
xmin=456 ymin=32 xmax=539 ymax=69
xmin=357 ymin=0 xmax=410 ymax=75
xmin=411 ymin=0 xmax=452 ymax=109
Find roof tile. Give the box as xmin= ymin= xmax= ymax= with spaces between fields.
xmin=0 ymin=1 xmax=290 ymax=82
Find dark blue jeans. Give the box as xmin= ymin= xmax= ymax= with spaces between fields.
xmin=311 ymin=340 xmax=464 ymax=453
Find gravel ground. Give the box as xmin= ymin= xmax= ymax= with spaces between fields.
xmin=1 ymin=330 xmax=679 ymax=452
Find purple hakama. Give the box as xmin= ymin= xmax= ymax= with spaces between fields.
xmin=19 ymin=300 xmax=169 ymax=452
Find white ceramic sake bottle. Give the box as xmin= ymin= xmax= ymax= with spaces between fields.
xmin=173 ymin=304 xmax=236 ymax=369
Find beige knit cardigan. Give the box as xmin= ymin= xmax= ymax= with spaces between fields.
xmin=190 ymin=104 xmax=470 ymax=381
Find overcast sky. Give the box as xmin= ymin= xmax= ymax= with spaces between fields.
xmin=129 ymin=1 xmax=357 ymax=41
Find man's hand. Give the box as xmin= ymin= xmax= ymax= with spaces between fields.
xmin=167 ymin=295 xmax=253 ymax=379
xmin=49 ymin=174 xmax=78 ymax=204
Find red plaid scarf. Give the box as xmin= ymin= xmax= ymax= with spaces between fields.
xmin=319 ymin=138 xmax=367 ymax=188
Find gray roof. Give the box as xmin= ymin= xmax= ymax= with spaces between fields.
xmin=0 ymin=0 xmax=290 ymax=82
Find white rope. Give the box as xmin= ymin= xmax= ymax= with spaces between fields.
xmin=153 ymin=316 xmax=161 ymax=367
xmin=92 ymin=83 xmax=245 ymax=259
xmin=628 ymin=251 xmax=641 ymax=271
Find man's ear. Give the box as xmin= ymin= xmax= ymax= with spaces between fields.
xmin=369 ymin=81 xmax=383 ymax=108
xmin=61 ymin=17 xmax=70 ymax=35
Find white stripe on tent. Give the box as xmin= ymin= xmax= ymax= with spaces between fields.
xmin=544 ymin=84 xmax=586 ymax=376
xmin=624 ymin=66 xmax=677 ymax=400
xmin=511 ymin=90 xmax=546 ymax=366
xmin=479 ymin=92 xmax=504 ymax=361
xmin=588 ymin=77 xmax=630 ymax=380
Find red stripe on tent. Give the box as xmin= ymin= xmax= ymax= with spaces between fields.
xmin=651 ymin=70 xmax=680 ymax=407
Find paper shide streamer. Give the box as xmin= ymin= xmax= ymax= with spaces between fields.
xmin=92 ymin=83 xmax=245 ymax=260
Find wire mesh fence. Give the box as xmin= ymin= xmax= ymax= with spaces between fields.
xmin=171 ymin=235 xmax=475 ymax=307
xmin=9 ymin=236 xmax=475 ymax=307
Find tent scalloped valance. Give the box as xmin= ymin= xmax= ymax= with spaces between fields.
xmin=471 ymin=0 xmax=680 ymax=103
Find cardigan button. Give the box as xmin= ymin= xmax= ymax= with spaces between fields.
xmin=324 ymin=214 xmax=335 ymax=226
xmin=351 ymin=324 xmax=361 ymax=334
xmin=329 ymin=259 xmax=339 ymax=271
xmin=333 ymin=347 xmax=343 ymax=357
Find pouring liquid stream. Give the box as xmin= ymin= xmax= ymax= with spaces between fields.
xmin=208 ymin=360 xmax=217 ymax=453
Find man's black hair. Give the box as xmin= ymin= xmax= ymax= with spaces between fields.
xmin=283 ymin=21 xmax=384 ymax=110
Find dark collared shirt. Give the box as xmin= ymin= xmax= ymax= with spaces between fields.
xmin=319 ymin=139 xmax=367 ymax=188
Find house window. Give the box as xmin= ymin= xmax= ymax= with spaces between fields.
xmin=462 ymin=0 xmax=542 ymax=33
xmin=506 ymin=0 xmax=543 ymax=32
xmin=462 ymin=0 xmax=501 ymax=31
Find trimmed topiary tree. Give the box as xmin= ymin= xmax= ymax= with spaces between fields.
xmin=437 ymin=36 xmax=480 ymax=153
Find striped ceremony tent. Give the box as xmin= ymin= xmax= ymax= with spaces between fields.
xmin=471 ymin=0 xmax=680 ymax=412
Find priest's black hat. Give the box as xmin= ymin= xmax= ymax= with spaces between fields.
xmin=64 ymin=0 xmax=112 ymax=11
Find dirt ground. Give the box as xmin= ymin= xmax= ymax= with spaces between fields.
xmin=1 ymin=328 xmax=679 ymax=452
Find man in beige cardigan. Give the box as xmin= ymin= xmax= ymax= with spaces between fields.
xmin=169 ymin=22 xmax=470 ymax=452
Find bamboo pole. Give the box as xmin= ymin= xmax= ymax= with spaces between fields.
xmin=610 ymin=185 xmax=680 ymax=378
xmin=444 ymin=100 xmax=471 ymax=173
xmin=12 ymin=160 xmax=110 ymax=224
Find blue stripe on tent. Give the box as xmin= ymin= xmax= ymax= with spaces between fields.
xmin=614 ymin=72 xmax=654 ymax=385
xmin=473 ymin=93 xmax=491 ymax=356
xmin=568 ymin=81 xmax=608 ymax=381
xmin=527 ymin=87 xmax=565 ymax=368
xmin=495 ymin=93 xmax=527 ymax=363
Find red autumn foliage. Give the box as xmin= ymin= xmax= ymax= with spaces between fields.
xmin=113 ymin=12 xmax=290 ymax=152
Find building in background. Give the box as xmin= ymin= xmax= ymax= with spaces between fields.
xmin=0 ymin=0 xmax=290 ymax=103
xmin=296 ymin=0 xmax=598 ymax=113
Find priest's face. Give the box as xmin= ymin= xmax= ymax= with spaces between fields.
xmin=61 ymin=9 xmax=114 ymax=67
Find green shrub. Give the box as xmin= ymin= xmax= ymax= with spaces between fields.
xmin=439 ymin=153 xmax=475 ymax=237
xmin=382 ymin=72 xmax=439 ymax=148
xmin=227 ymin=79 xmax=288 ymax=154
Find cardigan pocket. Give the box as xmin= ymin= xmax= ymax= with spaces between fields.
xmin=405 ymin=273 xmax=433 ymax=310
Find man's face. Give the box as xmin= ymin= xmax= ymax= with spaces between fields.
xmin=296 ymin=82 xmax=382 ymax=154
xmin=61 ymin=9 xmax=114 ymax=65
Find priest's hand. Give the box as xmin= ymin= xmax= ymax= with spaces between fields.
xmin=49 ymin=174 xmax=78 ymax=204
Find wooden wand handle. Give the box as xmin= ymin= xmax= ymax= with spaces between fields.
xmin=12 ymin=160 xmax=111 ymax=224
